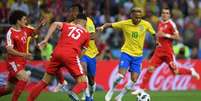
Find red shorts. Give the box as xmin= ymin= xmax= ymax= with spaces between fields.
xmin=7 ymin=60 xmax=26 ymax=83
xmin=149 ymin=47 xmax=174 ymax=68
xmin=46 ymin=50 xmax=84 ymax=78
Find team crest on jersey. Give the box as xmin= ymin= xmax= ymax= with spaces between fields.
xmin=139 ymin=25 xmax=144 ymax=31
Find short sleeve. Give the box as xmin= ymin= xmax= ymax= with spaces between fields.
xmin=86 ymin=17 xmax=96 ymax=33
xmin=6 ymin=29 xmax=14 ymax=48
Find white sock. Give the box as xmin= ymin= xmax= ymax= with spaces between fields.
xmin=112 ymin=73 xmax=124 ymax=89
xmin=117 ymin=80 xmax=134 ymax=98
xmin=89 ymin=83 xmax=96 ymax=97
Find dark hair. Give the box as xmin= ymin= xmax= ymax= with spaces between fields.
xmin=9 ymin=10 xmax=27 ymax=25
xmin=71 ymin=4 xmax=83 ymax=13
xmin=161 ymin=7 xmax=171 ymax=14
xmin=76 ymin=13 xmax=87 ymax=21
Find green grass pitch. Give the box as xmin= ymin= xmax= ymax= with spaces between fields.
xmin=0 ymin=91 xmax=201 ymax=101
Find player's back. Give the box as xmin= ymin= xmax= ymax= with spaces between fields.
xmin=55 ymin=23 xmax=90 ymax=55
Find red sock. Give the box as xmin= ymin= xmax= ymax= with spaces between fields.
xmin=12 ymin=80 xmax=27 ymax=101
xmin=27 ymin=80 xmax=48 ymax=101
xmin=178 ymin=68 xmax=191 ymax=75
xmin=56 ymin=69 xmax=64 ymax=84
xmin=0 ymin=86 xmax=12 ymax=96
xmin=140 ymin=70 xmax=153 ymax=89
xmin=72 ymin=82 xmax=87 ymax=94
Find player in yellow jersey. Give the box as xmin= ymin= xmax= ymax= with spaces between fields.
xmin=97 ymin=7 xmax=155 ymax=101
xmin=80 ymin=17 xmax=99 ymax=101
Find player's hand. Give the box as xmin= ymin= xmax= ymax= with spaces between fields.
xmin=22 ymin=53 xmax=32 ymax=60
xmin=38 ymin=17 xmax=48 ymax=27
xmin=96 ymin=26 xmax=104 ymax=32
xmin=38 ymin=40 xmax=48 ymax=49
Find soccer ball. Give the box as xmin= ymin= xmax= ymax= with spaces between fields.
xmin=136 ymin=91 xmax=150 ymax=101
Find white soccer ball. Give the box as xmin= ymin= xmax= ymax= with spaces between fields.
xmin=136 ymin=91 xmax=150 ymax=101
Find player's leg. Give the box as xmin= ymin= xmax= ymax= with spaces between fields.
xmin=167 ymin=54 xmax=200 ymax=79
xmin=63 ymin=55 xmax=87 ymax=101
xmin=86 ymin=56 xmax=96 ymax=101
xmin=27 ymin=55 xmax=60 ymax=101
xmin=80 ymin=55 xmax=89 ymax=101
xmin=115 ymin=56 xmax=143 ymax=101
xmin=80 ymin=55 xmax=96 ymax=101
xmin=12 ymin=69 xmax=29 ymax=101
xmin=140 ymin=51 xmax=162 ymax=90
xmin=27 ymin=73 xmax=54 ymax=101
xmin=0 ymin=81 xmax=15 ymax=97
xmin=105 ymin=52 xmax=130 ymax=101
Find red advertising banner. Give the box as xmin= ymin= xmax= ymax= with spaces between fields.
xmin=0 ymin=60 xmax=201 ymax=91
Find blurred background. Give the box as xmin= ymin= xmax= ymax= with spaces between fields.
xmin=0 ymin=0 xmax=201 ymax=60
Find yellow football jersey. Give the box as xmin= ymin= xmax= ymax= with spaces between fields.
xmin=112 ymin=19 xmax=155 ymax=56
xmin=84 ymin=17 xmax=99 ymax=58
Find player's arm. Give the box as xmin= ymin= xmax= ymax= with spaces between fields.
xmin=96 ymin=23 xmax=112 ymax=32
xmin=6 ymin=46 xmax=32 ymax=59
xmin=38 ymin=22 xmax=63 ymax=48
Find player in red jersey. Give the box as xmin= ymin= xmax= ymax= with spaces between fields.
xmin=0 ymin=10 xmax=46 ymax=101
xmin=27 ymin=14 xmax=90 ymax=101
xmin=138 ymin=7 xmax=200 ymax=91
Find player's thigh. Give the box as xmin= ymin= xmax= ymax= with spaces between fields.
xmin=65 ymin=55 xmax=85 ymax=78
xmin=165 ymin=53 xmax=176 ymax=70
xmin=46 ymin=56 xmax=62 ymax=75
xmin=149 ymin=51 xmax=163 ymax=69
xmin=118 ymin=52 xmax=131 ymax=74
xmin=86 ymin=57 xmax=96 ymax=77
xmin=130 ymin=56 xmax=143 ymax=75
xmin=7 ymin=61 xmax=27 ymax=82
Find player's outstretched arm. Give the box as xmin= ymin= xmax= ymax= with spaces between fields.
xmin=38 ymin=22 xmax=63 ymax=48
xmin=96 ymin=23 xmax=112 ymax=32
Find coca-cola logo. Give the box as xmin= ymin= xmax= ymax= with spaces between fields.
xmin=108 ymin=61 xmax=196 ymax=91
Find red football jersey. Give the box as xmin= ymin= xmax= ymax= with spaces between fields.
xmin=157 ymin=19 xmax=179 ymax=51
xmin=54 ymin=23 xmax=90 ymax=55
xmin=6 ymin=27 xmax=34 ymax=61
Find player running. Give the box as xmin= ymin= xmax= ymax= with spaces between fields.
xmin=96 ymin=7 xmax=155 ymax=101
xmin=27 ymin=14 xmax=90 ymax=101
xmin=0 ymin=10 xmax=46 ymax=101
xmin=139 ymin=7 xmax=200 ymax=91
xmin=54 ymin=4 xmax=98 ymax=101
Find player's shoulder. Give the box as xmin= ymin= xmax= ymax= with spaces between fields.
xmin=141 ymin=19 xmax=152 ymax=26
xmin=168 ymin=19 xmax=176 ymax=26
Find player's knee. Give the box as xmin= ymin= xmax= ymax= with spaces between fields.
xmin=88 ymin=76 xmax=95 ymax=86
xmin=77 ymin=75 xmax=87 ymax=83
xmin=16 ymin=70 xmax=29 ymax=81
xmin=148 ymin=67 xmax=155 ymax=72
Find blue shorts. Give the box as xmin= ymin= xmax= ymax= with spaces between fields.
xmin=119 ymin=52 xmax=143 ymax=74
xmin=80 ymin=55 xmax=96 ymax=76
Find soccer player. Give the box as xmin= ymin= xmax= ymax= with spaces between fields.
xmin=27 ymin=14 xmax=90 ymax=101
xmin=139 ymin=7 xmax=200 ymax=90
xmin=0 ymin=10 xmax=46 ymax=101
xmin=96 ymin=7 xmax=155 ymax=101
xmin=55 ymin=4 xmax=98 ymax=101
